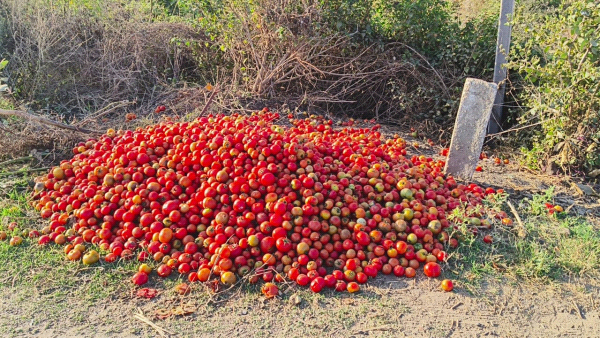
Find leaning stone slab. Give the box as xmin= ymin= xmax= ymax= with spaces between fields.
xmin=444 ymin=78 xmax=498 ymax=181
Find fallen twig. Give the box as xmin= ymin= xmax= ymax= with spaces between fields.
xmin=445 ymin=320 xmax=458 ymax=338
xmin=572 ymin=300 xmax=584 ymax=319
xmin=0 ymin=109 xmax=101 ymax=134
xmin=0 ymin=167 xmax=50 ymax=177
xmin=451 ymin=302 xmax=463 ymax=310
xmin=75 ymin=100 xmax=135 ymax=126
xmin=133 ymin=308 xmax=173 ymax=337
xmin=484 ymin=117 xmax=560 ymax=146
xmin=506 ymin=200 xmax=526 ymax=237
xmin=388 ymin=42 xmax=449 ymax=96
xmin=199 ymin=86 xmax=219 ymax=117
xmin=353 ymin=325 xmax=392 ymax=334
xmin=0 ymin=156 xmax=34 ymax=167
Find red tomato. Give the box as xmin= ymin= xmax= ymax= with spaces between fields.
xmin=355 ymin=231 xmax=370 ymax=246
xmin=332 ymin=280 xmax=345 ymax=291
xmin=157 ymin=264 xmax=172 ymax=278
xmin=347 ymin=282 xmax=360 ymax=293
xmin=261 ymin=282 xmax=279 ymax=298
xmin=345 ymin=258 xmax=357 ymax=271
xmin=296 ymin=274 xmax=310 ymax=286
xmin=260 ymin=236 xmax=275 ymax=253
xmin=131 ymin=272 xmax=148 ymax=286
xmin=324 ymin=275 xmax=337 ymax=288
xmin=441 ymin=279 xmax=454 ymax=291
xmin=355 ymin=272 xmax=368 ymax=284
xmin=436 ymin=250 xmax=447 ymax=262
xmin=423 ymin=262 xmax=441 ymax=278
xmin=393 ymin=265 xmax=405 ymax=277
xmin=310 ymin=277 xmax=326 ymax=293
xmin=275 ymin=237 xmax=292 ymax=252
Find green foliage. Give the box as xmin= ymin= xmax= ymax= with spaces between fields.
xmin=0 ymin=58 xmax=7 ymax=93
xmin=514 ymin=189 xmax=600 ymax=278
xmin=319 ymin=0 xmax=497 ymax=70
xmin=453 ymin=188 xmax=600 ymax=282
xmin=371 ymin=0 xmax=454 ymax=53
xmin=509 ymin=0 xmax=600 ymax=172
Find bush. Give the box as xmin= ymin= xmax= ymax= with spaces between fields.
xmin=509 ymin=0 xmax=600 ymax=173
xmin=161 ymin=0 xmax=496 ymax=124
xmin=0 ymin=0 xmax=204 ymax=114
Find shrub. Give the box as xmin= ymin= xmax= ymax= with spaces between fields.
xmin=162 ymin=0 xmax=496 ymax=125
xmin=0 ymin=0 xmax=204 ymax=114
xmin=509 ymin=0 xmax=600 ymax=173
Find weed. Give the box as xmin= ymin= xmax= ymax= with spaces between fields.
xmin=451 ymin=187 xmax=600 ymax=286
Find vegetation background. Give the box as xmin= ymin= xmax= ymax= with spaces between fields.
xmin=0 ymin=0 xmax=598 ymax=175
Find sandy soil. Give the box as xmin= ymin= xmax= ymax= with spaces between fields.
xmin=1 ymin=274 xmax=600 ymax=338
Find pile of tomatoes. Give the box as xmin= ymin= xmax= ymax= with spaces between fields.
xmin=29 ymin=110 xmax=497 ymax=294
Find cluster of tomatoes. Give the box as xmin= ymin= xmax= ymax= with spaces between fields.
xmin=29 ymin=110 xmax=498 ymax=294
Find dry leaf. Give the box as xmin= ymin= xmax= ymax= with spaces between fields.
xmin=155 ymin=308 xmax=171 ymax=320
xmin=136 ymin=288 xmax=159 ymax=299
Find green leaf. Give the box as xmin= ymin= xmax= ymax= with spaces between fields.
xmin=0 ymin=59 xmax=7 ymax=71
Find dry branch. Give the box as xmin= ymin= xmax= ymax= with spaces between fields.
xmin=0 ymin=167 xmax=51 ymax=177
xmin=506 ymin=200 xmax=526 ymax=238
xmin=0 ymin=156 xmax=34 ymax=167
xmin=75 ymin=100 xmax=135 ymax=126
xmin=0 ymin=109 xmax=100 ymax=134
xmin=199 ymin=87 xmax=219 ymax=117
xmin=133 ymin=308 xmax=173 ymax=337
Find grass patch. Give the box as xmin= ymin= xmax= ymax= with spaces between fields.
xmin=0 ymin=176 xmax=143 ymax=304
xmin=0 ymin=176 xmax=41 ymax=232
xmin=0 ymin=239 xmax=140 ymax=301
xmin=451 ymin=187 xmax=600 ymax=286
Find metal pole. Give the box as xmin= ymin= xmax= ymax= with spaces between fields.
xmin=488 ymin=0 xmax=515 ymax=134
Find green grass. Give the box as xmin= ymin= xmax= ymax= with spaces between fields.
xmin=450 ymin=187 xmax=600 ymax=287
xmin=0 ymin=176 xmax=144 ymax=305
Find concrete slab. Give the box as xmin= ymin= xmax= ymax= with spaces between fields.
xmin=444 ymin=78 xmax=498 ymax=181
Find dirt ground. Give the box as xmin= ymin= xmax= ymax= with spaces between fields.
xmin=1 ymin=274 xmax=600 ymax=338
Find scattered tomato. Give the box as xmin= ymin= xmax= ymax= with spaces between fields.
xmin=11 ymin=234 xmax=26 ymax=245
xmin=132 ymin=272 xmax=149 ymax=286
xmin=423 ymin=262 xmax=441 ymax=278
xmin=82 ymin=250 xmax=100 ymax=265
xmin=261 ymin=282 xmax=279 ymax=298
xmin=441 ymin=279 xmax=454 ymax=292
xmin=347 ymin=282 xmax=360 ymax=293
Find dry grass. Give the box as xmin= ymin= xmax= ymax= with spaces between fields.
xmin=0 ymin=0 xmax=205 ymax=111
xmin=198 ymin=0 xmax=453 ymax=122
xmin=0 ymin=0 xmax=211 ymax=160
